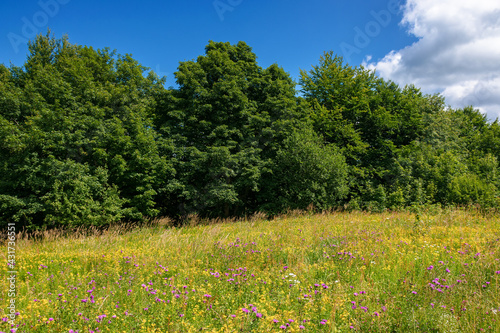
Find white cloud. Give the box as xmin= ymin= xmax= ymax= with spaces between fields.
xmin=364 ymin=0 xmax=500 ymax=121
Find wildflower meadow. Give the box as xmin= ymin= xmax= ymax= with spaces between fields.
xmin=1 ymin=210 xmax=499 ymax=332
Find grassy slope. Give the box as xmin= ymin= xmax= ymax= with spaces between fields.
xmin=1 ymin=210 xmax=499 ymax=332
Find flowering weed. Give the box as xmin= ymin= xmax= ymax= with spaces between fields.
xmin=1 ymin=210 xmax=499 ymax=332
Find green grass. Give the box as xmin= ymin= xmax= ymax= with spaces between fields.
xmin=1 ymin=209 xmax=500 ymax=332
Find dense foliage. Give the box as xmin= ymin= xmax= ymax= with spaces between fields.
xmin=1 ymin=33 xmax=499 ymax=229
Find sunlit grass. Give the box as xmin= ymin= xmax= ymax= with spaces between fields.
xmin=1 ymin=209 xmax=499 ymax=332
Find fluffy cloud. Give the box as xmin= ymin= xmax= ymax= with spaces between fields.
xmin=364 ymin=0 xmax=500 ymax=120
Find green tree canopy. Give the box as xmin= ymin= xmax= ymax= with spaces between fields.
xmin=2 ymin=34 xmax=500 ymax=229
xmin=0 ymin=32 xmax=174 ymax=229
xmin=155 ymin=41 xmax=311 ymax=217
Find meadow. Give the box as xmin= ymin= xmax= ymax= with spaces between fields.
xmin=1 ymin=210 xmax=499 ymax=332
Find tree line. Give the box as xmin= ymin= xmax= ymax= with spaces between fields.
xmin=1 ymin=33 xmax=499 ymax=229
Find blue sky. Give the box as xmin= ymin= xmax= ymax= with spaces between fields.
xmin=2 ymin=0 xmax=499 ymax=119
xmin=0 ymin=0 xmax=415 ymax=85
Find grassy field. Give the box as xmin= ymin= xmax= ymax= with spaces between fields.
xmin=1 ymin=210 xmax=499 ymax=332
